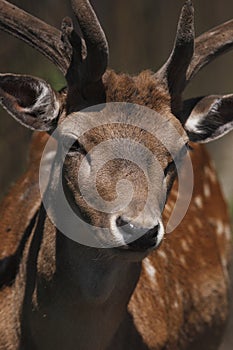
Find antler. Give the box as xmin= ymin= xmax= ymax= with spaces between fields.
xmin=156 ymin=0 xmax=233 ymax=112
xmin=155 ymin=1 xmax=195 ymax=109
xmin=187 ymin=19 xmax=233 ymax=83
xmin=0 ymin=0 xmax=109 ymax=91
xmin=0 ymin=0 xmax=69 ymax=74
xmin=70 ymin=0 xmax=108 ymax=82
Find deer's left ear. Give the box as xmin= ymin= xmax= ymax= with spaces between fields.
xmin=0 ymin=74 xmax=60 ymax=131
xmin=183 ymin=94 xmax=233 ymax=143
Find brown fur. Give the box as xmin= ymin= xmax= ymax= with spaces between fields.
xmin=0 ymin=2 xmax=232 ymax=349
xmin=0 ymin=69 xmax=232 ymax=349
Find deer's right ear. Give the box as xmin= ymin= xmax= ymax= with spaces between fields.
xmin=0 ymin=74 xmax=60 ymax=131
xmin=183 ymin=94 xmax=233 ymax=143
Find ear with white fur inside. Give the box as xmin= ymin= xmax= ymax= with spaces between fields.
xmin=184 ymin=94 xmax=233 ymax=143
xmin=0 ymin=74 xmax=60 ymax=131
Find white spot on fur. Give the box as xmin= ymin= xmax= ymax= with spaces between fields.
xmin=143 ymin=258 xmax=157 ymax=284
xmin=204 ymin=183 xmax=211 ymax=198
xmin=204 ymin=166 xmax=217 ymax=183
xmin=181 ymin=240 xmax=189 ymax=251
xmin=220 ymin=255 xmax=228 ymax=279
xmin=165 ymin=203 xmax=172 ymax=214
xmin=175 ymin=283 xmax=182 ymax=297
xmin=157 ymin=250 xmax=167 ymax=260
xmin=195 ymin=218 xmax=203 ymax=228
xmin=221 ymin=256 xmax=227 ymax=268
xmin=186 ymin=236 xmax=193 ymax=245
xmin=1 ymin=250 xmax=7 ymax=256
xmin=188 ymin=224 xmax=194 ymax=233
xmin=194 ymin=196 xmax=203 ymax=209
xmin=216 ymin=220 xmax=224 ymax=235
xmin=179 ymin=255 xmax=186 ymax=266
xmin=225 ymin=225 xmax=232 ymax=241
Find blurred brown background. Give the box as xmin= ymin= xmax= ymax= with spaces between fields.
xmin=0 ymin=0 xmax=233 ymax=210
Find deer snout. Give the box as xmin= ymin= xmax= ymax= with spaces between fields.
xmin=116 ymin=216 xmax=164 ymax=251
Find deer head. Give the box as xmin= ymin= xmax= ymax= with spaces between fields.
xmin=0 ymin=0 xmax=233 ymax=255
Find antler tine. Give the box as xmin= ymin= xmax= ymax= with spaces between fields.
xmin=187 ymin=19 xmax=233 ymax=84
xmin=70 ymin=0 xmax=109 ymax=82
xmin=156 ymin=1 xmax=194 ymax=101
xmin=0 ymin=0 xmax=108 ymax=91
xmin=0 ymin=0 xmax=69 ymax=74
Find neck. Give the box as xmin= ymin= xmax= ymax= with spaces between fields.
xmin=19 ymin=210 xmax=141 ymax=350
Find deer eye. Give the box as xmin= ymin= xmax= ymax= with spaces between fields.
xmin=69 ymin=140 xmax=83 ymax=153
xmin=62 ymin=135 xmax=86 ymax=155
xmin=68 ymin=141 xmax=87 ymax=156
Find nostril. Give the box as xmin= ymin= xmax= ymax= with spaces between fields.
xmin=116 ymin=216 xmax=140 ymax=236
xmin=127 ymin=224 xmax=160 ymax=251
xmin=116 ymin=216 xmax=129 ymax=227
xmin=147 ymin=225 xmax=159 ymax=237
xmin=144 ymin=225 xmax=159 ymax=241
xmin=116 ymin=216 xmax=163 ymax=251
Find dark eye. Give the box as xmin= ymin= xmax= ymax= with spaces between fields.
xmin=69 ymin=140 xmax=86 ymax=154
xmin=69 ymin=140 xmax=81 ymax=152
xmin=186 ymin=142 xmax=193 ymax=151
xmin=164 ymin=160 xmax=176 ymax=177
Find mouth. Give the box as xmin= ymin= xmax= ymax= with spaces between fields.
xmin=127 ymin=232 xmax=159 ymax=251
xmin=115 ymin=221 xmax=164 ymax=253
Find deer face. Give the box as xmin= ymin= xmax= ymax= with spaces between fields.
xmin=54 ymin=98 xmax=189 ymax=251
xmin=1 ymin=1 xmax=233 ymax=256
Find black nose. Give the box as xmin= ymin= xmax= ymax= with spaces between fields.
xmin=128 ymin=226 xmax=159 ymax=250
xmin=116 ymin=217 xmax=159 ymax=251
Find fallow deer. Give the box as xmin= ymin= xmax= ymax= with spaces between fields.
xmin=0 ymin=0 xmax=233 ymax=349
